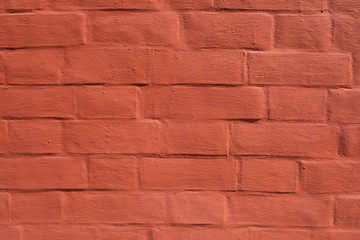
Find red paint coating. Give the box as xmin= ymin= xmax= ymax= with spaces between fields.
xmin=0 ymin=0 xmax=359 ymax=239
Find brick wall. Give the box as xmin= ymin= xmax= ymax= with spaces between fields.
xmin=0 ymin=0 xmax=359 ymax=239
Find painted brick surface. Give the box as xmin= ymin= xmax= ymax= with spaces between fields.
xmin=0 ymin=1 xmax=358 ymax=238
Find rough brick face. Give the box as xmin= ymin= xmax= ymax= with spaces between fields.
xmin=184 ymin=13 xmax=273 ymax=49
xmin=0 ymin=0 xmax=358 ymax=238
xmin=151 ymin=50 xmax=245 ymax=85
xmin=0 ymin=13 xmax=85 ymax=48
xmin=143 ymin=87 xmax=266 ymax=120
xmin=228 ymin=195 xmax=333 ymax=227
xmin=269 ymin=87 xmax=326 ymax=121
xmin=249 ymin=52 xmax=351 ymax=86
xmin=276 ymin=14 xmax=332 ymax=50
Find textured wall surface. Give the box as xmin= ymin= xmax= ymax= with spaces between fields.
xmin=0 ymin=0 xmax=359 ymax=239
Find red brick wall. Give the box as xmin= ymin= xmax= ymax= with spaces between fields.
xmin=0 ymin=0 xmax=359 ymax=239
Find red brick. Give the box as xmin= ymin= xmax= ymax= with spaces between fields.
xmin=276 ymin=14 xmax=332 ymax=50
xmin=12 ymin=192 xmax=61 ymax=223
xmin=331 ymin=0 xmax=360 ymax=13
xmin=4 ymin=49 xmax=62 ymax=85
xmin=65 ymin=120 xmax=161 ymax=154
xmin=335 ymin=196 xmax=360 ymax=227
xmin=64 ymin=192 xmax=167 ymax=223
xmin=22 ymin=226 xmax=97 ymax=240
xmin=251 ymin=229 xmax=310 ymax=240
xmin=5 ymin=0 xmax=46 ymax=10
xmin=231 ymin=123 xmax=339 ymax=157
xmin=77 ymin=86 xmax=137 ymax=119
xmin=215 ymin=0 xmax=323 ymax=10
xmin=0 ymin=121 xmax=6 ymax=153
xmin=63 ymin=48 xmax=150 ymax=84
xmin=164 ymin=0 xmax=213 ymax=9
xmin=0 ymin=13 xmax=85 ymax=48
xmin=228 ymin=195 xmax=333 ymax=226
xmin=0 ymin=157 xmax=87 ymax=189
xmin=90 ymin=12 xmax=178 ymax=46
xmin=8 ymin=121 xmax=61 ymax=154
xmin=343 ymin=126 xmax=360 ymax=157
xmin=329 ymin=89 xmax=360 ymax=123
xmin=143 ymin=87 xmax=265 ymax=120
xmin=98 ymin=227 xmax=147 ymax=240
xmin=0 ymin=87 xmax=76 ymax=118
xmin=313 ymin=230 xmax=360 ymax=240
xmin=0 ymin=226 xmax=20 ymax=240
xmin=140 ymin=158 xmax=236 ymax=190
xmin=249 ymin=52 xmax=351 ymax=86
xmin=301 ymin=161 xmax=360 ymax=193
xmin=169 ymin=192 xmax=224 ymax=224
xmin=184 ymin=13 xmax=272 ymax=49
xmin=240 ymin=159 xmax=298 ymax=192
xmin=163 ymin=121 xmax=227 ymax=155
xmin=333 ymin=15 xmax=360 ymax=84
xmin=0 ymin=53 xmax=4 ymax=84
xmin=151 ymin=50 xmax=245 ymax=85
xmin=48 ymin=0 xmax=158 ymax=10
xmin=89 ymin=157 xmax=137 ymax=189
xmin=153 ymin=227 xmax=248 ymax=240
xmin=269 ymin=87 xmax=326 ymax=121
xmin=0 ymin=193 xmax=10 ymax=224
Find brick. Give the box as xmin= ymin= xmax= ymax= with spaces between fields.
xmin=48 ymin=0 xmax=158 ymax=10
xmin=329 ymin=89 xmax=360 ymax=123
xmin=0 ymin=87 xmax=76 ymax=118
xmin=343 ymin=126 xmax=360 ymax=157
xmin=163 ymin=121 xmax=227 ymax=155
xmin=301 ymin=161 xmax=360 ymax=193
xmin=143 ymin=87 xmax=266 ymax=120
xmin=169 ymin=192 xmax=224 ymax=224
xmin=140 ymin=158 xmax=236 ymax=190
xmin=330 ymin=0 xmax=360 ymax=13
xmin=0 ymin=226 xmax=20 ymax=240
xmin=184 ymin=13 xmax=272 ymax=49
xmin=313 ymin=230 xmax=360 ymax=240
xmin=0 ymin=53 xmax=4 ymax=84
xmin=215 ymin=0 xmax=323 ymax=10
xmin=90 ymin=12 xmax=178 ymax=46
xmin=240 ymin=159 xmax=298 ymax=192
xmin=333 ymin=15 xmax=360 ymax=84
xmin=151 ymin=50 xmax=245 ymax=85
xmin=77 ymin=86 xmax=137 ymax=119
xmin=0 ymin=193 xmax=10 ymax=224
xmin=4 ymin=49 xmax=62 ymax=85
xmin=22 ymin=226 xmax=97 ymax=240
xmin=153 ymin=227 xmax=248 ymax=240
xmin=8 ymin=121 xmax=61 ymax=154
xmin=228 ymin=195 xmax=333 ymax=226
xmin=251 ymin=229 xmax=310 ymax=240
xmin=164 ymin=0 xmax=213 ymax=9
xmin=0 ymin=121 xmax=6 ymax=153
xmin=98 ymin=227 xmax=147 ymax=240
xmin=89 ymin=157 xmax=137 ymax=189
xmin=0 ymin=13 xmax=85 ymax=48
xmin=5 ymin=0 xmax=46 ymax=10
xmin=231 ymin=123 xmax=339 ymax=157
xmin=335 ymin=196 xmax=360 ymax=227
xmin=65 ymin=120 xmax=161 ymax=154
xmin=269 ymin=87 xmax=326 ymax=121
xmin=276 ymin=14 xmax=331 ymax=50
xmin=249 ymin=52 xmax=351 ymax=86
xmin=12 ymin=192 xmax=61 ymax=223
xmin=63 ymin=48 xmax=150 ymax=84
xmin=64 ymin=192 xmax=167 ymax=223
xmin=0 ymin=157 xmax=87 ymax=189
